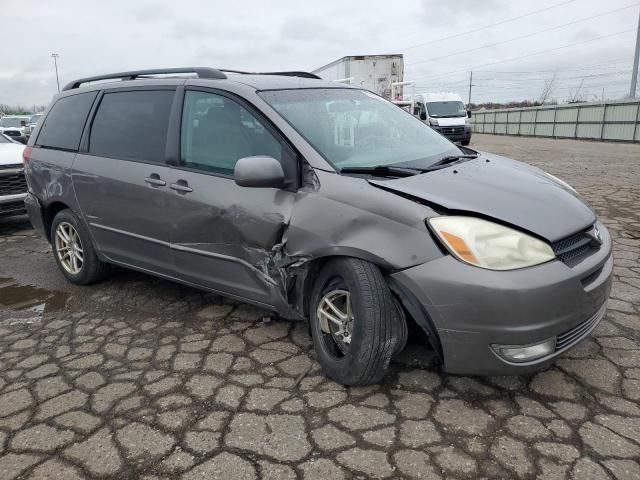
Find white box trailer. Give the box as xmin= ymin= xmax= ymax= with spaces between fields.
xmin=312 ymin=54 xmax=404 ymax=100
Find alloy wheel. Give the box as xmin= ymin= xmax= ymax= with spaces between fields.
xmin=54 ymin=222 xmax=84 ymax=275
xmin=317 ymin=288 xmax=354 ymax=355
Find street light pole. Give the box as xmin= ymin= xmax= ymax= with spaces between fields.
xmin=630 ymin=9 xmax=640 ymax=98
xmin=51 ymin=53 xmax=60 ymax=93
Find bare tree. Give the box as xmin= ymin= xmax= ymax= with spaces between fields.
xmin=568 ymin=78 xmax=585 ymax=103
xmin=538 ymin=73 xmax=558 ymax=104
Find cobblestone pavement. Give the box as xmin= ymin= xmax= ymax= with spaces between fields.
xmin=0 ymin=134 xmax=639 ymax=479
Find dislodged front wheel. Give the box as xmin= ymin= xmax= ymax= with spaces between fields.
xmin=310 ymin=258 xmax=407 ymax=386
xmin=317 ymin=288 xmax=354 ymax=356
xmin=55 ymin=222 xmax=84 ymax=274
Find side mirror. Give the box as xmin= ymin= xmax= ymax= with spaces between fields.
xmin=234 ymin=156 xmax=285 ymax=188
xmin=419 ymin=112 xmax=427 ymax=121
xmin=20 ymin=120 xmax=26 ymax=127
xmin=467 ymin=110 xmax=472 ymax=118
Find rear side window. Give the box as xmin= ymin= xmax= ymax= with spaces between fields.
xmin=36 ymin=92 xmax=97 ymax=150
xmin=89 ymin=90 xmax=174 ymax=162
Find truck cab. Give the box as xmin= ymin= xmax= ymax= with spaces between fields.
xmin=0 ymin=115 xmax=31 ymax=144
xmin=414 ymin=93 xmax=472 ymax=146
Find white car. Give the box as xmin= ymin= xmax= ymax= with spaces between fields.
xmin=0 ymin=133 xmax=27 ymax=217
xmin=0 ymin=115 xmax=31 ymax=144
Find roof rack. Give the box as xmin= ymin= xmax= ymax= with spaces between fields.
xmin=261 ymin=71 xmax=321 ymax=79
xmin=62 ymin=67 xmax=321 ymax=91
xmin=219 ymin=69 xmax=321 ymax=80
xmin=62 ymin=67 xmax=227 ymax=91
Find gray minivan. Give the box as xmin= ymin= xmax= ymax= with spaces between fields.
xmin=24 ymin=68 xmax=612 ymax=385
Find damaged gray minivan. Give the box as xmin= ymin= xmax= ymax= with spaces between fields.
xmin=24 ymin=68 xmax=612 ymax=385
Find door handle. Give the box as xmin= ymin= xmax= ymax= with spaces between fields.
xmin=170 ymin=180 xmax=193 ymax=193
xmin=144 ymin=175 xmax=166 ymax=187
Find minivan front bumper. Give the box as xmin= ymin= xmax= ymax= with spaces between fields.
xmin=391 ymin=222 xmax=613 ymax=375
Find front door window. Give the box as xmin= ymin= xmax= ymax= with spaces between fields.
xmin=180 ymin=91 xmax=283 ymax=176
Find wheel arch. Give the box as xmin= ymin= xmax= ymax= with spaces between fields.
xmin=292 ymin=252 xmax=442 ymax=361
xmin=43 ymin=201 xmax=72 ymax=242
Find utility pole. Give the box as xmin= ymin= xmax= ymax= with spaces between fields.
xmin=51 ymin=53 xmax=60 ymax=93
xmin=630 ymin=8 xmax=640 ymax=98
xmin=467 ymin=71 xmax=473 ymax=107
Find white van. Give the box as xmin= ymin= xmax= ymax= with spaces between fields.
xmin=413 ymin=93 xmax=472 ymax=145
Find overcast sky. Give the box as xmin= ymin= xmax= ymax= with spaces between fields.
xmin=1 ymin=0 xmax=638 ymax=108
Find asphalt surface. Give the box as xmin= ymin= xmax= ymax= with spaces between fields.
xmin=0 ymin=133 xmax=639 ymax=479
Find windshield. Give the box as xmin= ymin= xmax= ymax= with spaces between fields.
xmin=426 ymin=101 xmax=467 ymax=118
xmin=0 ymin=117 xmax=27 ymax=128
xmin=259 ymin=89 xmax=460 ymax=170
xmin=29 ymin=114 xmax=42 ymax=124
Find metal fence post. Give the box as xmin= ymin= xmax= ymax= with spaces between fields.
xmin=600 ymin=103 xmax=607 ymax=141
xmin=575 ymin=105 xmax=581 ymax=140
xmin=633 ymin=101 xmax=640 ymax=143
xmin=533 ymin=109 xmax=538 ymax=137
xmin=552 ymin=108 xmax=557 ymax=138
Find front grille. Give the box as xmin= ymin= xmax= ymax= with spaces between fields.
xmin=0 ymin=199 xmax=26 ymax=215
xmin=556 ymin=309 xmax=602 ymax=351
xmin=0 ymin=163 xmax=23 ymax=170
xmin=551 ymin=227 xmax=598 ymax=265
xmin=441 ymin=126 xmax=464 ymax=135
xmin=3 ymin=130 xmax=20 ymax=137
xmin=0 ymin=170 xmax=27 ymax=196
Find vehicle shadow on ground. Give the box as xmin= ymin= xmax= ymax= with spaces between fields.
xmin=0 ymin=214 xmax=32 ymax=233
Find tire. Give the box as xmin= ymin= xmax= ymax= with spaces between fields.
xmin=309 ymin=258 xmax=406 ymax=386
xmin=50 ymin=209 xmax=109 ymax=285
xmin=461 ymin=139 xmax=471 ymax=146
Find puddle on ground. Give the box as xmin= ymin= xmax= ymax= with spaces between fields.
xmin=0 ymin=278 xmax=69 ymax=313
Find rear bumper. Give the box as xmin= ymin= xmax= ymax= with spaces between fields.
xmin=24 ymin=192 xmax=46 ymax=236
xmin=391 ymin=221 xmax=613 ymax=375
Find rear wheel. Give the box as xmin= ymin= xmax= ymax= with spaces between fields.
xmin=309 ymin=258 xmax=406 ymax=386
xmin=461 ymin=139 xmax=471 ymax=146
xmin=51 ymin=209 xmax=109 ymax=285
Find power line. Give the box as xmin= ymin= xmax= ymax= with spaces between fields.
xmin=477 ymin=58 xmax=632 ymax=74
xmin=408 ymin=29 xmax=636 ymax=82
xmin=407 ymin=3 xmax=639 ymax=66
xmin=469 ymin=70 xmax=633 ymax=82
xmin=396 ymin=0 xmax=577 ymax=51
xmin=414 ymin=69 xmax=633 ymax=86
xmin=411 ymin=61 xmax=635 ymax=88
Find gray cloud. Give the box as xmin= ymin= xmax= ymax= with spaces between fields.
xmin=1 ymin=0 xmax=637 ymax=107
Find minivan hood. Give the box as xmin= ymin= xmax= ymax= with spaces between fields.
xmin=369 ymin=154 xmax=596 ymax=243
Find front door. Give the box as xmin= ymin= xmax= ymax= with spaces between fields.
xmin=165 ymin=89 xmax=298 ymax=306
xmin=72 ymin=88 xmax=176 ymax=275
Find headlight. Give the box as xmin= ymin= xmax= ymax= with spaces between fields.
xmin=429 ymin=118 xmax=439 ymax=126
xmin=428 ymin=216 xmax=555 ymax=270
xmin=545 ymin=172 xmax=577 ymax=193
xmin=465 ymin=116 xmax=470 ymax=125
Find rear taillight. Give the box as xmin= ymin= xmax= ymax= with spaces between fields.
xmin=22 ymin=146 xmax=32 ymax=164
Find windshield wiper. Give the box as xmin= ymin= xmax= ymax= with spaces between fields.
xmin=422 ymin=154 xmax=478 ymax=172
xmin=339 ymin=165 xmax=422 ymax=178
